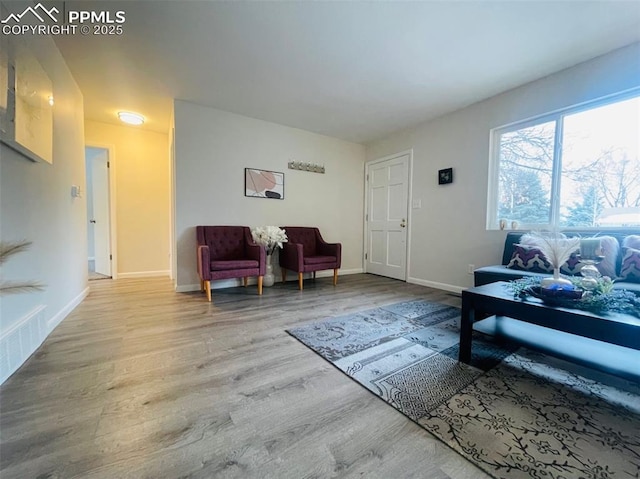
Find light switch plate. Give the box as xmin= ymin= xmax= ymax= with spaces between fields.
xmin=412 ymin=199 xmax=422 ymax=209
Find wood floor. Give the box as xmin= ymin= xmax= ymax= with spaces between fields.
xmin=0 ymin=274 xmax=490 ymax=479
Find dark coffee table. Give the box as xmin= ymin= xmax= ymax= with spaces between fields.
xmin=459 ymin=281 xmax=640 ymax=364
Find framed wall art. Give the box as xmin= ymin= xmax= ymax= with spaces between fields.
xmin=245 ymin=168 xmax=284 ymax=199
xmin=438 ymin=167 xmax=453 ymax=185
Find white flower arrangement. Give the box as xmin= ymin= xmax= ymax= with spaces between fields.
xmin=251 ymin=226 xmax=288 ymax=255
xmin=522 ymin=230 xmax=580 ymax=282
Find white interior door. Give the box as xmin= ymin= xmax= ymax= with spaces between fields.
xmin=89 ymin=149 xmax=111 ymax=276
xmin=366 ymin=154 xmax=409 ymax=280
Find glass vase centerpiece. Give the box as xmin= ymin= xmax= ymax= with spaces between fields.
xmin=525 ymin=231 xmax=580 ymax=291
xmin=577 ymin=238 xmax=604 ymax=293
xmin=251 ymin=226 xmax=288 ymax=287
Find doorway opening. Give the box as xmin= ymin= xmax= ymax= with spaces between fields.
xmin=86 ymin=146 xmax=112 ymax=280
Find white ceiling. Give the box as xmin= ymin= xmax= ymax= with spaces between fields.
xmin=53 ymin=0 xmax=640 ymax=143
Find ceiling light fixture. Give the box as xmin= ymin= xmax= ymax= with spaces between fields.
xmin=117 ymin=111 xmax=145 ymax=125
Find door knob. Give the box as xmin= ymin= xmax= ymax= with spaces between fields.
xmin=400 ymin=219 xmax=406 ymax=228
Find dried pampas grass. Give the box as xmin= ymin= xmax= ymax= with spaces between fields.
xmin=523 ymin=231 xmax=580 ymax=271
xmin=0 ymin=241 xmax=44 ymax=295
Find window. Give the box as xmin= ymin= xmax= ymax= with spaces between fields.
xmin=488 ymin=90 xmax=640 ymax=229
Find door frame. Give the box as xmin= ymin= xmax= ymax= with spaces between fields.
xmin=86 ymin=142 xmax=118 ymax=279
xmin=363 ymin=149 xmax=413 ymax=280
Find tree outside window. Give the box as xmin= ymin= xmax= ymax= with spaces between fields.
xmin=491 ymin=92 xmax=640 ymax=229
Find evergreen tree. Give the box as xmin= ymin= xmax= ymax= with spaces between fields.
xmin=498 ymin=168 xmax=550 ymax=224
xmin=564 ymin=185 xmax=603 ymax=227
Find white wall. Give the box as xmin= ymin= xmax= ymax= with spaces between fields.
xmin=174 ymin=101 xmax=366 ymax=290
xmin=0 ymin=19 xmax=87 ymax=384
xmin=366 ymin=42 xmax=640 ymax=292
xmin=85 ymin=121 xmax=171 ymax=278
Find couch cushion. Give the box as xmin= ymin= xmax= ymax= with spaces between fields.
xmin=474 ymin=265 xmax=547 ymax=287
xmin=211 ymin=259 xmax=259 ymax=271
xmin=623 ymin=235 xmax=640 ymax=249
xmin=595 ymin=236 xmax=620 ymax=278
xmin=513 ymin=236 xmax=582 ymax=274
xmin=619 ymin=247 xmax=640 ymax=282
xmin=286 ymin=228 xmax=318 ymax=256
xmin=304 ymin=255 xmax=336 ymax=265
xmin=614 ymin=281 xmax=640 ymax=294
xmin=203 ymin=226 xmax=247 ymax=260
xmin=506 ymin=245 xmax=553 ymax=273
xmin=560 ymin=253 xmax=582 ymax=275
xmin=512 ymin=234 xmax=620 ymax=277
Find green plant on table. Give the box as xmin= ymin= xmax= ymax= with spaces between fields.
xmin=507 ymin=276 xmax=640 ymax=318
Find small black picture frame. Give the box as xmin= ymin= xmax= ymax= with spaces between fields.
xmin=438 ymin=167 xmax=453 ymax=185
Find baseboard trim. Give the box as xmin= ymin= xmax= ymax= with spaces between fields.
xmin=176 ymin=278 xmax=247 ymax=293
xmin=118 ymin=270 xmax=170 ymax=279
xmin=316 ymin=268 xmax=363 ymax=277
xmin=48 ymin=286 xmax=90 ymax=331
xmin=176 ymin=283 xmax=204 ymax=293
xmin=176 ymin=268 xmax=364 ymax=293
xmin=282 ymin=268 xmax=364 ymax=283
xmin=407 ymin=277 xmax=465 ymax=295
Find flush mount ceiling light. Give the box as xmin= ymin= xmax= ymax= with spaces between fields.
xmin=117 ymin=111 xmax=145 ymax=125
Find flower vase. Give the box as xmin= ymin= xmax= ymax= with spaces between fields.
xmin=263 ymin=254 xmax=275 ymax=287
xmin=540 ymin=267 xmax=572 ymax=289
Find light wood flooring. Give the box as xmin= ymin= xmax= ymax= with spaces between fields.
xmin=88 ymin=259 xmax=111 ymax=281
xmin=0 ymin=274 xmax=491 ymax=478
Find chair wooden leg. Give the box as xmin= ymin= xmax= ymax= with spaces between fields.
xmin=258 ymin=276 xmax=263 ymax=295
xmin=333 ymin=268 xmax=338 ymax=286
xmin=282 ymin=269 xmax=287 ymax=283
xmin=205 ymin=280 xmax=212 ymax=302
xmin=243 ymin=277 xmax=248 ymax=287
xmin=298 ymin=272 xmax=304 ymax=290
xmin=200 ymin=280 xmax=204 ymax=292
xmin=313 ymin=271 xmax=316 ymax=280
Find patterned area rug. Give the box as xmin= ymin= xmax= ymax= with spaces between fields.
xmin=287 ymin=300 xmax=640 ymax=479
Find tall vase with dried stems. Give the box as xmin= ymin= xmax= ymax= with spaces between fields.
xmin=547 ymin=265 xmax=572 ymax=287
xmin=526 ymin=231 xmax=580 ymax=288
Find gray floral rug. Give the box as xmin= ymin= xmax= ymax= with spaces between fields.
xmin=287 ymin=300 xmax=640 ymax=479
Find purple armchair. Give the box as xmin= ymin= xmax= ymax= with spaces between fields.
xmin=196 ymin=226 xmax=265 ymax=302
xmin=279 ymin=226 xmax=342 ymax=290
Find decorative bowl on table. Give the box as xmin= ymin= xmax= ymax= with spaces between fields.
xmin=527 ymin=284 xmax=584 ymax=305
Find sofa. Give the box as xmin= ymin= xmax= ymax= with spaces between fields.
xmin=474 ymin=230 xmax=640 ymax=295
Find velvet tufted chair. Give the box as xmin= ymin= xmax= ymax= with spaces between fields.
xmin=196 ymin=226 xmax=266 ymax=302
xmin=279 ymin=226 xmax=341 ymax=290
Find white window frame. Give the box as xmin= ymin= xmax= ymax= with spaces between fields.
xmin=487 ymin=87 xmax=640 ymax=230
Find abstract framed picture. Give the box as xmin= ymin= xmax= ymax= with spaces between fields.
xmin=245 ymin=168 xmax=284 ymax=199
xmin=438 ymin=167 xmax=453 ymax=185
